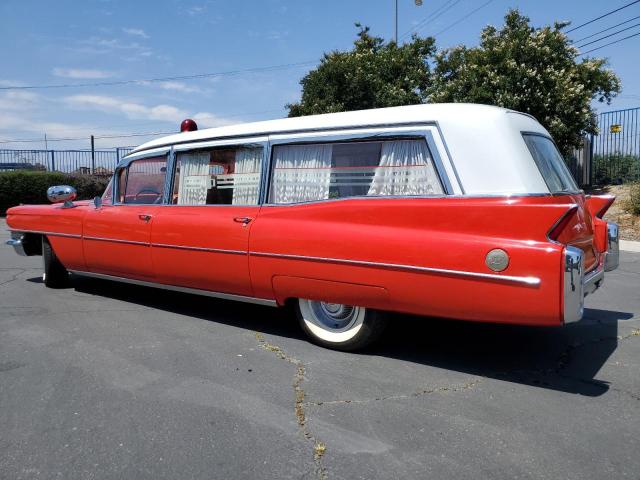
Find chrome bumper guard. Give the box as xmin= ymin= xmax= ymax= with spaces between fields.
xmin=605 ymin=222 xmax=619 ymax=272
xmin=564 ymin=221 xmax=618 ymax=324
xmin=5 ymin=232 xmax=27 ymax=256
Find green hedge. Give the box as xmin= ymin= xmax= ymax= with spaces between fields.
xmin=0 ymin=171 xmax=110 ymax=215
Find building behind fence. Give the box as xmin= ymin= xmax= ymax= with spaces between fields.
xmin=0 ymin=147 xmax=134 ymax=175
xmin=1 ymin=108 xmax=640 ymax=186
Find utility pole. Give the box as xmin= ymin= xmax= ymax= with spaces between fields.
xmin=44 ymin=133 xmax=48 ymax=150
xmin=395 ymin=0 xmax=423 ymax=44
xmin=90 ymin=135 xmax=95 ymax=174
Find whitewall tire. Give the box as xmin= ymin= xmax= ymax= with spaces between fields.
xmin=296 ymin=299 xmax=387 ymax=351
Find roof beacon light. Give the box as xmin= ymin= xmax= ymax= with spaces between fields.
xmin=180 ymin=118 xmax=198 ymax=132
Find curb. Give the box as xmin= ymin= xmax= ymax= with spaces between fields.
xmin=620 ymin=240 xmax=640 ymax=253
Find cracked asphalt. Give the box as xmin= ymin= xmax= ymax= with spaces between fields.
xmin=1 ymin=220 xmax=639 ymax=480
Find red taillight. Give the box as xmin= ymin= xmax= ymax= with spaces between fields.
xmin=548 ymin=205 xmax=579 ymax=242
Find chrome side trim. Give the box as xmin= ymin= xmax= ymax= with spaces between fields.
xmin=605 ymin=222 xmax=619 ymax=272
xmin=563 ymin=246 xmax=584 ymax=324
xmin=153 ymin=243 xmax=246 ymax=255
xmin=250 ymin=252 xmax=541 ymax=286
xmin=68 ymin=270 xmax=278 ymax=307
xmin=8 ymin=229 xmax=81 ymax=239
xmin=83 ymin=236 xmax=150 ymax=247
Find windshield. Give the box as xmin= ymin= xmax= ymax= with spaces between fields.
xmin=101 ymin=178 xmax=114 ymax=205
xmin=522 ymin=134 xmax=579 ymax=193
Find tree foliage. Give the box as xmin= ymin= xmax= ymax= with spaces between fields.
xmin=287 ymin=10 xmax=621 ymax=155
xmin=429 ymin=10 xmax=620 ymax=154
xmin=287 ymin=25 xmax=436 ymax=117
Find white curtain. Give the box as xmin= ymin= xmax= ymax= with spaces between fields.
xmin=177 ymin=152 xmax=210 ymax=205
xmin=271 ymin=144 xmax=333 ymax=203
xmin=232 ymin=147 xmax=262 ymax=205
xmin=367 ymin=140 xmax=443 ymax=196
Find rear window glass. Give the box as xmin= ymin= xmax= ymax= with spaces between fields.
xmin=523 ymin=134 xmax=579 ymax=193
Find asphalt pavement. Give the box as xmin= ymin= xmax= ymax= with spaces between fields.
xmin=1 ymin=220 xmax=639 ymax=480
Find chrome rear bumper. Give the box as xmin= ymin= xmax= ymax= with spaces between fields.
xmin=564 ymin=221 xmax=618 ymax=324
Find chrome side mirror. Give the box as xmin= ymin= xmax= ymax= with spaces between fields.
xmin=93 ymin=196 xmax=102 ymax=209
xmin=47 ymin=185 xmax=77 ymax=208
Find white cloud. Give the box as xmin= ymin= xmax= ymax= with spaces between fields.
xmin=122 ymin=28 xmax=149 ymax=39
xmin=157 ymin=81 xmax=201 ymax=93
xmin=63 ymin=94 xmax=233 ymax=127
xmin=52 ymin=68 xmax=115 ymax=79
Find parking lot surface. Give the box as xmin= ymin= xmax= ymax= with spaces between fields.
xmin=1 ymin=220 xmax=639 ymax=479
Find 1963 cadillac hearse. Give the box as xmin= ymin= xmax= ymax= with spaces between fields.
xmin=5 ymin=104 xmax=619 ymax=350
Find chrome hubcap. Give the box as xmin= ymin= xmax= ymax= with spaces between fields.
xmin=309 ymin=301 xmax=359 ymax=331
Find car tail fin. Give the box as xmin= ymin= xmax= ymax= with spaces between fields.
xmin=547 ymin=205 xmax=579 ymax=243
xmin=585 ymin=195 xmax=615 ymax=219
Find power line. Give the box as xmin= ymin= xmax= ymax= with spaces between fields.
xmin=434 ymin=0 xmax=496 ymax=36
xmin=572 ymin=14 xmax=640 ymax=43
xmin=565 ymin=0 xmax=640 ymax=33
xmin=577 ymin=30 xmax=640 ymax=55
xmin=0 ymin=61 xmax=317 ymax=91
xmin=399 ymin=0 xmax=461 ymax=40
xmin=0 ymin=108 xmax=288 ymax=145
xmin=575 ymin=21 xmax=640 ymax=48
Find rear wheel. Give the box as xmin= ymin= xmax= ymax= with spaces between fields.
xmin=42 ymin=237 xmax=69 ymax=288
xmin=295 ymin=299 xmax=387 ymax=351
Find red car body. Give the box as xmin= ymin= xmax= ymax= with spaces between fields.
xmin=5 ymin=104 xmax=621 ymax=348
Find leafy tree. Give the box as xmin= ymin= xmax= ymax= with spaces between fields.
xmin=287 ymin=25 xmax=436 ymax=117
xmin=428 ymin=10 xmax=621 ymax=154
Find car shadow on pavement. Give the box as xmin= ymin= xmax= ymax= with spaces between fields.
xmin=70 ymin=276 xmax=634 ymax=398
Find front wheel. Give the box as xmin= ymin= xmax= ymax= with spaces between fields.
xmin=296 ymin=299 xmax=387 ymax=351
xmin=42 ymin=237 xmax=69 ymax=288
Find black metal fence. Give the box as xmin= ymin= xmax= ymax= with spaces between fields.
xmin=590 ymin=107 xmax=640 ymax=185
xmin=0 ymin=147 xmax=133 ymax=175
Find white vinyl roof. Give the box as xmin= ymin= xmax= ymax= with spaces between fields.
xmin=130 ymin=103 xmax=553 ymax=195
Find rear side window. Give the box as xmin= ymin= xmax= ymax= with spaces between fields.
xmin=523 ymin=134 xmax=579 ymax=193
xmin=269 ymin=138 xmax=443 ymax=204
xmin=171 ymin=145 xmax=263 ymax=205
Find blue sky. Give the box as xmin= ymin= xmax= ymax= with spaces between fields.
xmin=1 ymin=0 xmax=639 ymax=150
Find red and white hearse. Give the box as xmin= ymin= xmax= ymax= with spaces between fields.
xmin=6 ymin=104 xmax=619 ymax=350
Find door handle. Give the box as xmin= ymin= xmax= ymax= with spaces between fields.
xmin=233 ymin=216 xmax=252 ymax=225
xmin=138 ymin=214 xmax=152 ymax=222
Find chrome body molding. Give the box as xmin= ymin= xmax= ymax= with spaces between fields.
xmin=8 ymin=229 xmax=82 ymax=239
xmin=152 ymin=243 xmax=246 ymax=255
xmin=83 ymin=236 xmax=150 ymax=247
xmin=563 ymin=246 xmax=585 ymax=324
xmin=68 ymin=270 xmax=278 ymax=307
xmin=605 ymin=222 xmax=619 ymax=272
xmin=249 ymin=252 xmax=541 ymax=286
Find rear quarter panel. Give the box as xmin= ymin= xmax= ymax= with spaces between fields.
xmin=249 ymin=196 xmax=574 ymax=326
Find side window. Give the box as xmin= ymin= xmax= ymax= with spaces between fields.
xmin=122 ymin=157 xmax=167 ymax=204
xmin=172 ymin=146 xmax=263 ymax=205
xmin=269 ymin=138 xmax=444 ymax=204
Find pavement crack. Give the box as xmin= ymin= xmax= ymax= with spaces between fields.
xmin=0 ymin=269 xmax=27 ymax=288
xmin=255 ymin=332 xmax=327 ymax=480
xmin=307 ymin=379 xmax=481 ymax=407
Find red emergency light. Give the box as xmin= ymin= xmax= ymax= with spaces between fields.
xmin=180 ymin=118 xmax=198 ymax=132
